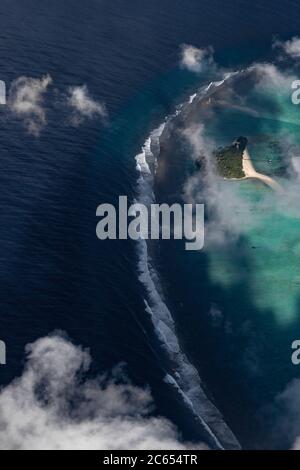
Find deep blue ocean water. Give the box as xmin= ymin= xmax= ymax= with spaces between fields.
xmin=1 ymin=0 xmax=300 ymax=449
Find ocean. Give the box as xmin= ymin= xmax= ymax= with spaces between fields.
xmin=1 ymin=0 xmax=300 ymax=450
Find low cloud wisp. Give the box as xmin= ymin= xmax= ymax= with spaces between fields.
xmin=8 ymin=74 xmax=53 ymax=136
xmin=180 ymin=44 xmax=214 ymax=73
xmin=67 ymin=85 xmax=107 ymax=126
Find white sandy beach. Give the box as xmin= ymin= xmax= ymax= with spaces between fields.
xmin=242 ymin=148 xmax=283 ymax=192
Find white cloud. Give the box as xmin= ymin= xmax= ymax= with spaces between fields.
xmin=0 ymin=333 xmax=204 ymax=450
xmin=8 ymin=75 xmax=52 ymax=136
xmin=180 ymin=44 xmax=214 ymax=73
xmin=67 ymin=85 xmax=107 ymax=125
xmin=273 ymin=37 xmax=300 ymax=59
xmin=251 ymin=62 xmax=296 ymax=91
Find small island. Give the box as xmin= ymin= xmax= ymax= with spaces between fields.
xmin=195 ymin=136 xmax=248 ymax=179
xmin=215 ymin=136 xmax=247 ymax=179
xmin=195 ymin=135 xmax=282 ymax=191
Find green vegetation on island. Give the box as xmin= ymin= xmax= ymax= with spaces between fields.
xmin=195 ymin=137 xmax=248 ymax=179
xmin=215 ymin=136 xmax=247 ymax=179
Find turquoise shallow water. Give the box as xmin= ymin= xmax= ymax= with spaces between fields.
xmin=207 ymin=82 xmax=300 ymax=325
xmin=208 ymin=179 xmax=300 ymax=325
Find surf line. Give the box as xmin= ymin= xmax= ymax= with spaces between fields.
xmin=133 ymin=116 xmax=241 ymax=450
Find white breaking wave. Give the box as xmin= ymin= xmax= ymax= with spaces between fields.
xmin=203 ymin=71 xmax=241 ymax=93
xmin=133 ymin=84 xmax=242 ymax=450
xmin=189 ymin=93 xmax=197 ymax=104
xmin=135 ymin=139 xmax=152 ymax=175
xmin=135 ymin=123 xmax=165 ymax=176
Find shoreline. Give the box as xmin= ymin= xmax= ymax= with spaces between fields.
xmin=225 ymin=147 xmax=283 ymax=191
xmin=241 ymin=148 xmax=283 ymax=192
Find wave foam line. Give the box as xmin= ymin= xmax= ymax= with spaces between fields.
xmin=134 ymin=87 xmax=242 ymax=449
